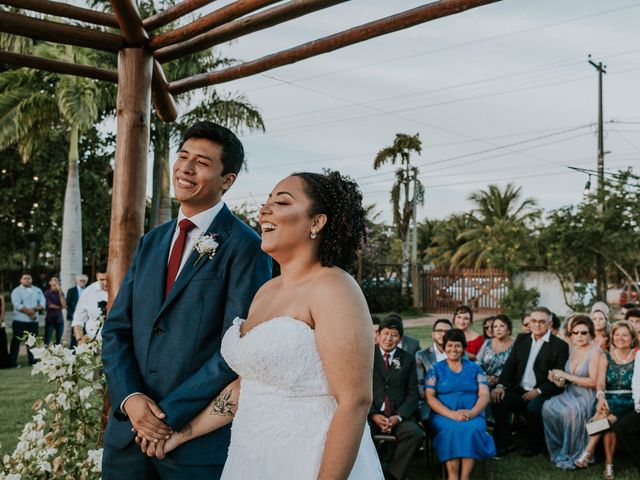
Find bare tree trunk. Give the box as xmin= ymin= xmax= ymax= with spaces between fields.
xmin=60 ymin=125 xmax=83 ymax=292
xmin=158 ymin=126 xmax=172 ymax=223
xmin=150 ymin=124 xmax=172 ymax=228
xmin=149 ymin=141 xmax=163 ymax=229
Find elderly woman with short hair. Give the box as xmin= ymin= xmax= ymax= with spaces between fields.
xmin=426 ymin=329 xmax=495 ymax=480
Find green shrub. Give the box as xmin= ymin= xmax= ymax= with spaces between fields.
xmin=501 ymin=282 xmax=540 ymax=318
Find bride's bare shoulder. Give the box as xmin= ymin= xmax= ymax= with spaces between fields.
xmin=312 ymin=267 xmax=362 ymax=297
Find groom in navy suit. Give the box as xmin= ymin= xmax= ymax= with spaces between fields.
xmin=102 ymin=121 xmax=271 ymax=479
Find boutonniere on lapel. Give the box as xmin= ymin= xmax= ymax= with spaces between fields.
xmin=194 ymin=233 xmax=219 ymax=266
xmin=391 ymin=358 xmax=401 ymax=370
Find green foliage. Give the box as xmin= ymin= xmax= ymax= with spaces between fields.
xmin=501 ymin=282 xmax=540 ymax=318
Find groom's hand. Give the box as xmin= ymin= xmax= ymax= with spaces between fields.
xmin=124 ymin=394 xmax=173 ymax=441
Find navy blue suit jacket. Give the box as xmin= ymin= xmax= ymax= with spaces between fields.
xmin=102 ymin=205 xmax=271 ymax=465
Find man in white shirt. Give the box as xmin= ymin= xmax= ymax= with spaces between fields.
xmin=72 ymin=269 xmax=108 ymax=343
xmin=490 ymin=306 xmax=569 ymax=458
xmin=613 ymin=351 xmax=640 ymax=472
xmin=10 ymin=273 xmax=45 ymax=367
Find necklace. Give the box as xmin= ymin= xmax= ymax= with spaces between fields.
xmin=613 ymin=348 xmax=633 ymax=364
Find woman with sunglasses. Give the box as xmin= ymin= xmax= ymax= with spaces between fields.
xmin=574 ymin=321 xmax=637 ymax=479
xmin=541 ymin=315 xmax=602 ymax=470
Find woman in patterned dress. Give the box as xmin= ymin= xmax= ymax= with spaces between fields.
xmin=574 ymin=321 xmax=637 ymax=479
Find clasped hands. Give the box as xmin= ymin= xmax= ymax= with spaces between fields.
xmin=548 ymin=369 xmax=567 ymax=388
xmin=449 ymin=409 xmax=473 ymax=422
xmin=124 ymin=394 xmax=179 ymax=459
xmin=370 ymin=413 xmax=401 ymax=433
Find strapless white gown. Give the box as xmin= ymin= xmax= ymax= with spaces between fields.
xmin=220 ymin=316 xmax=383 ymax=479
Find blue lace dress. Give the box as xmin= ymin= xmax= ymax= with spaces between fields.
xmin=542 ymin=346 xmax=597 ymax=469
xmin=604 ymin=352 xmax=635 ymax=417
xmin=425 ymin=359 xmax=496 ymax=461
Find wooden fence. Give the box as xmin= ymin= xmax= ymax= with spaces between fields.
xmin=422 ymin=269 xmax=510 ymax=313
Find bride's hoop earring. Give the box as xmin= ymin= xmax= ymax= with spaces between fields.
xmin=310 ymin=231 xmax=317 ymax=239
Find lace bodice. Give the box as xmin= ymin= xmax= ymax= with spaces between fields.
xmin=221 ymin=316 xmax=330 ymax=397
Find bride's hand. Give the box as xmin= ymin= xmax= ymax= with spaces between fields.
xmin=157 ymin=432 xmax=182 ymax=459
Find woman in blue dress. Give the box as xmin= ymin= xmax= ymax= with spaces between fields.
xmin=426 ymin=329 xmax=496 ymax=480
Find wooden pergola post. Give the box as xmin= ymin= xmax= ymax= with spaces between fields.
xmin=107 ymin=48 xmax=153 ymax=308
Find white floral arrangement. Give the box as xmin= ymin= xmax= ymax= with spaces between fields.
xmin=0 ymin=323 xmax=106 ymax=480
xmin=194 ymin=233 xmax=219 ymax=266
xmin=391 ymin=358 xmax=401 ymax=370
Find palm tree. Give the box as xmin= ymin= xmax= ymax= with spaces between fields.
xmin=451 ymin=183 xmax=540 ymax=271
xmin=426 ymin=215 xmax=475 ymax=269
xmin=373 ymin=133 xmax=424 ymax=294
xmin=0 ymin=42 xmax=114 ymax=290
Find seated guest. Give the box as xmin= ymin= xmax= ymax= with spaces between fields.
xmin=369 ymin=318 xmax=423 ymax=480
xmin=591 ymin=301 xmax=610 ymax=351
xmin=620 ymin=303 xmax=636 ymax=320
xmin=453 ymin=305 xmax=483 ymax=361
xmin=416 ymin=319 xmax=452 ymax=423
xmin=624 ymin=309 xmax=640 ymax=338
xmin=521 ymin=313 xmax=531 ymax=334
xmin=550 ymin=312 xmax=561 ymax=337
xmin=576 ymin=321 xmax=637 ymax=479
xmin=426 ymin=329 xmax=495 ymax=480
xmin=482 ymin=316 xmax=495 ymax=340
xmin=385 ymin=314 xmax=421 ymax=355
xmin=542 ymin=316 xmax=601 ymax=469
xmin=491 ymin=306 xmax=569 ymax=458
xmin=477 ymin=315 xmax=514 ymax=390
xmin=614 ymin=349 xmax=640 ymax=473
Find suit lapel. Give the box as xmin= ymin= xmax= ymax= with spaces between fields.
xmin=147 ymin=221 xmax=176 ymax=316
xmin=518 ymin=334 xmax=533 ymax=379
xmin=158 ymin=206 xmax=233 ymax=316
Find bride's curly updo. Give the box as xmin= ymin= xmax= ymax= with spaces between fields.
xmin=292 ymin=170 xmax=366 ymax=270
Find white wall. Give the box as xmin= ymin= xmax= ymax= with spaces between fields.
xmin=513 ymin=271 xmax=573 ymax=317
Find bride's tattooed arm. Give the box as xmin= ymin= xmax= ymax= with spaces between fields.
xmin=209 ymin=387 xmax=237 ymax=416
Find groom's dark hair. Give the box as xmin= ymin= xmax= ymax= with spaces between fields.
xmin=179 ymin=121 xmax=245 ymax=176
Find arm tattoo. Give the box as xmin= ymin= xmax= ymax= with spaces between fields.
xmin=209 ymin=388 xmax=236 ymax=417
xmin=180 ymin=422 xmax=193 ymax=437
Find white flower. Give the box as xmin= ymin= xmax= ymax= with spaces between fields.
xmin=87 ymin=449 xmax=103 ymax=472
xmin=194 ymin=233 xmax=219 ymax=265
xmin=5 ymin=474 xmax=22 ymax=480
xmin=391 ymin=358 xmax=401 ymax=370
xmin=37 ymin=460 xmax=51 ymax=473
xmin=79 ymin=387 xmax=93 ymax=401
xmin=25 ymin=335 xmax=36 ymax=348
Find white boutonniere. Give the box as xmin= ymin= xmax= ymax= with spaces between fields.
xmin=391 ymin=358 xmax=401 ymax=370
xmin=194 ymin=233 xmax=219 ymax=266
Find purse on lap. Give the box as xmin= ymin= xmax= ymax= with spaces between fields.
xmin=585 ymin=416 xmax=610 ymax=435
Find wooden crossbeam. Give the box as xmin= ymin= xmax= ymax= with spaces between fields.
xmin=149 ymin=0 xmax=281 ymax=50
xmin=0 ymin=0 xmax=120 ymax=28
xmin=0 ymin=11 xmax=124 ymax=52
xmin=152 ymin=60 xmax=178 ymax=122
xmin=0 ymin=49 xmax=118 ymax=83
xmin=109 ymin=0 xmax=148 ymax=46
xmin=169 ymin=0 xmax=500 ymax=94
xmin=155 ymin=0 xmax=345 ymax=64
xmin=143 ymin=0 xmax=219 ymax=31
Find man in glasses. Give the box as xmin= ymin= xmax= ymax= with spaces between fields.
xmin=415 ymin=319 xmax=452 ymax=424
xmin=490 ymin=306 xmax=569 ymax=458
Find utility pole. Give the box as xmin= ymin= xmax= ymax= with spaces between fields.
xmin=588 ymin=54 xmax=607 ymax=301
xmin=411 ymin=172 xmax=420 ymax=309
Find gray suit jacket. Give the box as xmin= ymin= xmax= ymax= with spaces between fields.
xmin=400 ymin=335 xmax=420 ymax=356
xmin=415 ymin=346 xmax=438 ymax=421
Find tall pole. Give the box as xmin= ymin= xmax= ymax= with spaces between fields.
xmin=411 ymin=172 xmax=420 ymax=309
xmin=588 ymin=54 xmax=607 ymax=301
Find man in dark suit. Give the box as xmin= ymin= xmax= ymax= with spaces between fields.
xmin=65 ymin=274 xmax=87 ymax=348
xmin=384 ymin=314 xmax=421 ymax=356
xmin=370 ymin=318 xmax=423 ymax=480
xmin=101 ymin=121 xmax=272 ymax=480
xmin=415 ymin=318 xmax=452 ymax=423
xmin=491 ymin=306 xmax=569 ymax=458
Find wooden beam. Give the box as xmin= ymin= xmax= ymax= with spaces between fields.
xmin=108 ymin=48 xmax=153 ymax=307
xmin=0 ymin=50 xmax=118 ymax=83
xmin=109 ymin=0 xmax=148 ymax=46
xmin=0 ymin=0 xmax=120 ymax=28
xmin=156 ymin=0 xmax=346 ymax=63
xmin=152 ymin=60 xmax=178 ymax=122
xmin=0 ymin=11 xmax=124 ymax=52
xmin=170 ymin=0 xmax=500 ymax=95
xmin=149 ymin=0 xmax=280 ymax=50
xmin=143 ymin=0 xmax=218 ymax=31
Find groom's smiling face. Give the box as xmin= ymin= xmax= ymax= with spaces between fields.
xmin=173 ymin=137 xmax=236 ymax=215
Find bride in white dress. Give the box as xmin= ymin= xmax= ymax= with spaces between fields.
xmin=139 ymin=170 xmax=383 ymax=479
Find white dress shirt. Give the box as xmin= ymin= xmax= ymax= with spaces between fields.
xmin=170 ymin=202 xmax=224 ymax=276
xmin=434 ymin=345 xmax=447 ymax=363
xmin=72 ymin=281 xmax=108 ymax=338
xmin=632 ymin=350 xmax=640 ymax=412
xmin=520 ymin=330 xmax=551 ymax=391
xmin=11 ymin=285 xmax=46 ymax=323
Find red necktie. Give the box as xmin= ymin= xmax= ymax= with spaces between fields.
xmin=383 ymin=352 xmax=393 ymax=417
xmin=165 ymin=219 xmax=196 ymax=297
